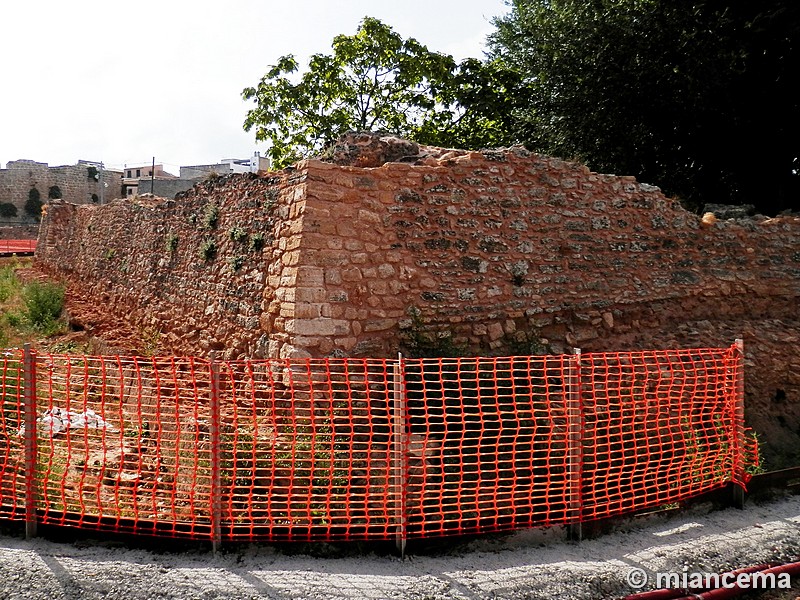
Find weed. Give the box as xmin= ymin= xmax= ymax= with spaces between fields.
xmin=4 ymin=312 xmax=23 ymax=328
xmin=139 ymin=326 xmax=161 ymax=356
xmin=200 ymin=238 xmax=217 ymax=261
xmin=104 ymin=248 xmax=116 ymax=260
xmin=228 ymin=226 xmax=248 ymax=244
xmin=229 ymin=256 xmax=245 ymax=272
xmin=165 ymin=232 xmax=179 ymax=253
xmin=249 ymin=232 xmax=265 ymax=252
xmin=399 ymin=306 xmax=465 ymax=358
xmin=0 ymin=265 xmax=20 ymax=303
xmin=202 ymin=202 xmax=220 ymax=229
xmin=22 ymin=281 xmax=65 ymax=332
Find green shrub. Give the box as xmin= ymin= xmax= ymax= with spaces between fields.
xmin=0 ymin=202 xmax=18 ymax=218
xmin=200 ymin=238 xmax=217 ymax=261
xmin=25 ymin=187 xmax=43 ymax=219
xmin=22 ymin=281 xmax=65 ymax=331
xmin=202 ymin=202 xmax=220 ymax=229
xmin=48 ymin=185 xmax=62 ymax=199
xmin=0 ymin=266 xmax=20 ymax=302
xmin=228 ymin=226 xmax=248 ymax=243
xmin=228 ymin=256 xmax=245 ymax=271
xmin=249 ymin=232 xmax=265 ymax=252
xmin=165 ymin=232 xmax=179 ymax=252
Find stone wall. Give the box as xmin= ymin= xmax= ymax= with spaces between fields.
xmin=35 ymin=135 xmax=800 ymax=467
xmin=0 ymin=160 xmax=123 ymax=225
xmin=134 ymin=177 xmax=198 ymax=200
xmin=37 ymin=171 xmax=304 ymax=358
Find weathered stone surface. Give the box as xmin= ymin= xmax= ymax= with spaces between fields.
xmin=34 ymin=136 xmax=800 ymax=467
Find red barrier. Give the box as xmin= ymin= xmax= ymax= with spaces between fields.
xmin=0 ymin=240 xmax=37 ymax=255
xmin=0 ymin=344 xmax=755 ymax=542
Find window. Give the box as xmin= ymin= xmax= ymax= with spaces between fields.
xmin=136 ymin=169 xmax=141 ymax=177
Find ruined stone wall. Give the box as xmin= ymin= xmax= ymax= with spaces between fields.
xmin=37 ymin=171 xmax=307 ymax=358
xmin=35 ymin=140 xmax=800 ymax=466
xmin=0 ymin=161 xmax=123 ymax=223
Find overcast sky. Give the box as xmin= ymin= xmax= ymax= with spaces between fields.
xmin=0 ymin=0 xmax=509 ymax=175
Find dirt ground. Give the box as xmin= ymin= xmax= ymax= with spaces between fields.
xmin=0 ymin=491 xmax=798 ymax=600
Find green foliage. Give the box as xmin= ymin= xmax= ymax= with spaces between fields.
xmin=399 ymin=307 xmax=465 ymax=358
xmin=48 ymin=185 xmax=62 ymax=200
xmin=22 ymin=281 xmax=65 ymax=332
xmin=228 ymin=226 xmax=248 ymax=244
xmin=199 ymin=238 xmax=217 ymax=261
xmin=489 ymin=0 xmax=800 ymax=213
xmin=242 ymin=17 xmax=521 ymax=168
xmin=249 ymin=232 xmax=266 ymax=252
xmin=202 ymin=202 xmax=220 ymax=229
xmin=104 ymin=248 xmax=116 ymax=260
xmin=0 ymin=202 xmax=18 ymax=218
xmin=139 ymin=326 xmax=162 ymax=356
xmin=0 ymin=265 xmax=20 ymax=302
xmin=25 ymin=187 xmax=42 ymax=219
xmin=228 ymin=255 xmax=245 ymax=272
xmin=87 ymin=166 xmax=99 ymax=181
xmin=165 ymin=232 xmax=179 ymax=253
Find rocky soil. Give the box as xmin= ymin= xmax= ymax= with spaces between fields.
xmin=1 ymin=492 xmax=799 ymax=600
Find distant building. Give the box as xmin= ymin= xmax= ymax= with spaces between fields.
xmin=122 ymin=164 xmax=177 ymax=197
xmin=135 ymin=152 xmax=271 ymax=199
xmin=0 ymin=159 xmax=123 ymax=224
xmin=180 ymin=153 xmax=271 ymax=179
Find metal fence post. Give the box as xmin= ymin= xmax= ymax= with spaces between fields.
xmin=209 ymin=352 xmax=222 ymax=553
xmin=566 ymin=348 xmax=584 ymax=541
xmin=391 ymin=353 xmax=408 ymax=558
xmin=22 ymin=343 xmax=38 ymax=539
xmin=731 ymin=338 xmax=746 ymax=509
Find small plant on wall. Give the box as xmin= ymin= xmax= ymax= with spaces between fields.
xmin=48 ymin=185 xmax=62 ymax=199
xmin=399 ymin=306 xmax=465 ymax=358
xmin=165 ymin=232 xmax=179 ymax=253
xmin=202 ymin=202 xmax=220 ymax=229
xmin=200 ymin=238 xmax=217 ymax=261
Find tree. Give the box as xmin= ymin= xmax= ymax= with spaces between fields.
xmin=490 ymin=1 xmax=800 ymax=214
xmin=25 ymin=187 xmax=42 ymax=220
xmin=0 ymin=202 xmax=18 ymax=218
xmin=243 ymin=17 xmax=522 ymax=168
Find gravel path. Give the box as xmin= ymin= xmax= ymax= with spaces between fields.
xmin=1 ymin=493 xmax=799 ymax=600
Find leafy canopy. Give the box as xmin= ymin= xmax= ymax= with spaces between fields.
xmin=490 ymin=0 xmax=800 ymax=213
xmin=243 ymin=17 xmax=522 ymax=168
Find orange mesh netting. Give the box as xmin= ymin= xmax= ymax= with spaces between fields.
xmin=0 ymin=344 xmax=755 ymax=542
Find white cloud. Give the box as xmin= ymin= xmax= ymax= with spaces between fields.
xmin=0 ymin=0 xmax=510 ymax=169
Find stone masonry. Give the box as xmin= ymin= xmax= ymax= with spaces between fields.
xmin=35 ymin=133 xmax=800 ymax=467
xmin=0 ymin=159 xmax=123 ymax=224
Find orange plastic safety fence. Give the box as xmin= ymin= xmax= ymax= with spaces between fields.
xmin=0 ymin=239 xmax=36 ymax=255
xmin=0 ymin=349 xmax=25 ymax=520
xmin=0 ymin=345 xmax=752 ymax=542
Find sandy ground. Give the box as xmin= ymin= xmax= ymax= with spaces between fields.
xmin=0 ymin=493 xmax=799 ymax=600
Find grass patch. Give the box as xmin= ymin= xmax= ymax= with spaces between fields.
xmin=23 ymin=281 xmax=65 ymax=332
xmin=0 ymin=259 xmax=67 ymax=345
